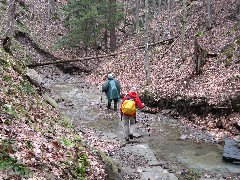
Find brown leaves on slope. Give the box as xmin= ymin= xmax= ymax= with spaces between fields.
xmin=87 ymin=0 xmax=240 ymax=105
xmin=0 ymin=53 xmax=105 ymax=179
xmin=85 ymin=0 xmax=240 ymax=139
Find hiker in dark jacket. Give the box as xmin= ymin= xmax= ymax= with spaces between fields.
xmin=102 ymin=73 xmax=121 ymax=111
xmin=120 ymin=87 xmax=144 ymax=141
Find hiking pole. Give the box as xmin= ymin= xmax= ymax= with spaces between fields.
xmin=100 ymin=91 xmax=103 ymax=108
xmin=129 ymin=118 xmax=131 ymax=137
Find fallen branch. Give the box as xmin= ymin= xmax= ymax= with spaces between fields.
xmin=159 ymin=36 xmax=181 ymax=60
xmin=26 ymin=37 xmax=175 ymax=67
xmin=27 ymin=53 xmax=118 ymax=67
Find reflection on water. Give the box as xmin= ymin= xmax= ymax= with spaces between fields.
xmin=147 ymin=117 xmax=240 ymax=174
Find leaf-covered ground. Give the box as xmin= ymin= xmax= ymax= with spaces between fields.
xmin=1 ymin=0 xmax=240 ymax=178
xmin=85 ymin=0 xmax=240 ymax=140
xmin=0 ymin=49 xmax=106 ymax=179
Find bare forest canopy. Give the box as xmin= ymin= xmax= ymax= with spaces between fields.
xmin=0 ymin=1 xmax=240 ymax=179
xmin=0 ymin=0 xmax=240 ymax=125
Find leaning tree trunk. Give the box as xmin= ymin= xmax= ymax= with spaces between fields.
xmin=144 ymin=0 xmax=151 ymax=84
xmin=2 ymin=0 xmax=16 ymax=55
xmin=6 ymin=0 xmax=16 ymax=38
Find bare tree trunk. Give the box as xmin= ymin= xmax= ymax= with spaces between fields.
xmin=158 ymin=0 xmax=162 ymax=14
xmin=144 ymin=0 xmax=151 ymax=84
xmin=48 ymin=0 xmax=56 ymax=18
xmin=109 ymin=25 xmax=116 ymax=52
xmin=0 ymin=2 xmax=2 ymax=11
xmin=135 ymin=0 xmax=140 ymax=33
xmin=109 ymin=0 xmax=117 ymax=52
xmin=152 ymin=0 xmax=156 ymax=17
xmin=123 ymin=0 xmax=129 ymax=32
xmin=167 ymin=0 xmax=172 ymax=37
xmin=2 ymin=0 xmax=16 ymax=55
xmin=104 ymin=29 xmax=108 ymax=52
xmin=206 ymin=0 xmax=212 ymax=30
xmin=181 ymin=0 xmax=186 ymax=60
xmin=6 ymin=0 xmax=16 ymax=38
xmin=30 ymin=3 xmax=35 ymax=19
xmin=237 ymin=0 xmax=240 ymax=20
xmin=193 ymin=38 xmax=207 ymax=75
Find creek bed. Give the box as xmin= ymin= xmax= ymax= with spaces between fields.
xmin=41 ymin=71 xmax=240 ymax=179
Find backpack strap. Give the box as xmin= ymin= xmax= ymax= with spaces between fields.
xmin=126 ymin=95 xmax=135 ymax=101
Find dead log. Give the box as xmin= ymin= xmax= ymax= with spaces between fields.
xmin=42 ymin=93 xmax=58 ymax=108
xmin=26 ymin=68 xmax=48 ymax=93
xmin=27 ymin=53 xmax=118 ymax=67
xmin=26 ymin=37 xmax=175 ymax=67
xmin=194 ymin=37 xmax=206 ymax=75
xmin=193 ymin=38 xmax=218 ymax=75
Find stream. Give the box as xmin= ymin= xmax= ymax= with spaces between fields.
xmin=36 ymin=66 xmax=239 ymax=179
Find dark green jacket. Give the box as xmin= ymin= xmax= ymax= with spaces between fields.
xmin=102 ymin=77 xmax=121 ymax=101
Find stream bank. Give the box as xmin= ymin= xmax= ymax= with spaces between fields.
xmin=16 ymin=31 xmax=240 ymax=178
xmin=27 ymin=64 xmax=240 ymax=179
xmin=141 ymin=92 xmax=240 ymax=137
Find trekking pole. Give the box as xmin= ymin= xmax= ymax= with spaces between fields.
xmin=129 ymin=118 xmax=131 ymax=136
xmin=100 ymin=90 xmax=103 ymax=108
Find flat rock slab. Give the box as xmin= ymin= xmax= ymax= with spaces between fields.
xmin=223 ymin=139 xmax=240 ymax=163
xmin=138 ymin=166 xmax=178 ymax=180
xmin=122 ymin=144 xmax=178 ymax=180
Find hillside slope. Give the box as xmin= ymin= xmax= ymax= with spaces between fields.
xmin=1 ymin=0 xmax=239 ymax=157
xmin=0 ymin=49 xmax=105 ymax=179
xmin=86 ymin=0 xmax=240 ymax=138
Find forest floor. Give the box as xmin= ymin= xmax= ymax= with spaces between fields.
xmin=4 ymin=0 xmax=238 ymax=140
xmin=85 ymin=0 xmax=240 ymax=141
xmin=1 ymin=0 xmax=240 ymax=179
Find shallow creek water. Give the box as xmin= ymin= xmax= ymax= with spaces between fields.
xmin=48 ymin=76 xmax=239 ymax=179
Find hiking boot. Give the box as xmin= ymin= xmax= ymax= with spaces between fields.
xmin=129 ymin=134 xmax=133 ymax=139
xmin=107 ymin=102 xmax=111 ymax=109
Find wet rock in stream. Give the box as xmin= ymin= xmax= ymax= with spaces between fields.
xmin=223 ymin=139 xmax=240 ymax=163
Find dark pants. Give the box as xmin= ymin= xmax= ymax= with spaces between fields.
xmin=107 ymin=99 xmax=118 ymax=110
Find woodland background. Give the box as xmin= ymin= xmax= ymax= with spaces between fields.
xmin=0 ymin=0 xmax=240 ymax=179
